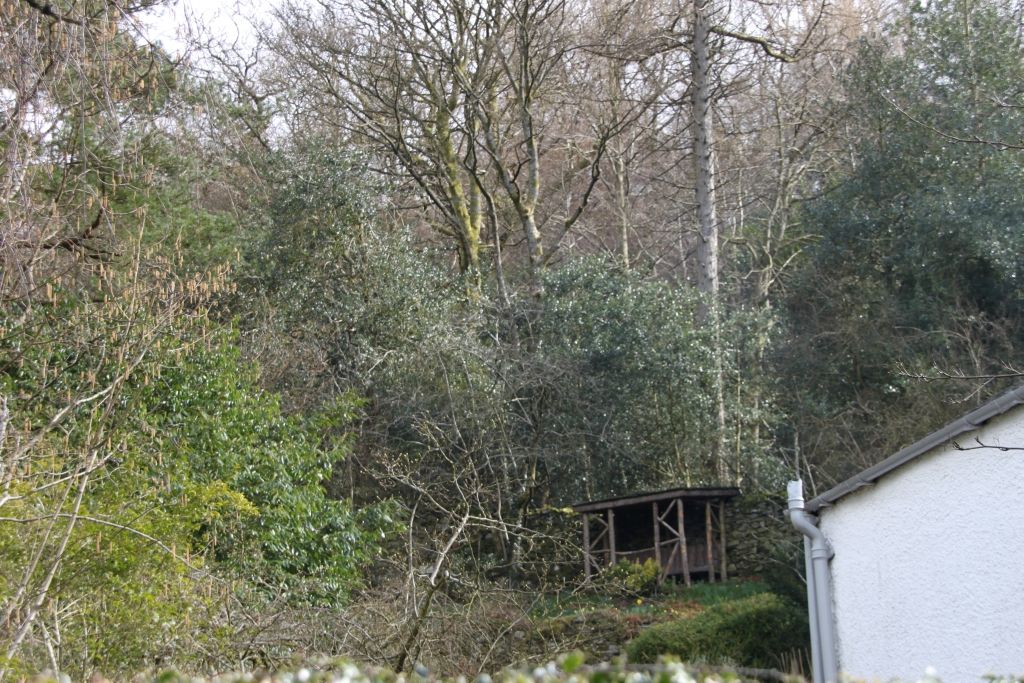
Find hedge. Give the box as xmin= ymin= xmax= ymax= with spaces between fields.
xmin=32 ymin=656 xmax=799 ymax=683
xmin=625 ymin=593 xmax=808 ymax=669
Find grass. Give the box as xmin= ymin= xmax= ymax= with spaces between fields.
xmin=663 ymin=579 xmax=770 ymax=607
xmin=535 ymin=579 xmax=770 ymax=616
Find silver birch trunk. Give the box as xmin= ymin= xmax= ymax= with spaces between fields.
xmin=692 ymin=0 xmax=718 ymax=313
xmin=692 ymin=0 xmax=728 ymax=482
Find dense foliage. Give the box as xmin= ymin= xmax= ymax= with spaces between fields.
xmin=538 ymin=261 xmax=781 ymax=498
xmin=3 ymin=0 xmax=1023 ymax=676
xmin=776 ymin=0 xmax=1024 ymax=477
xmin=0 ymin=286 xmax=394 ymax=674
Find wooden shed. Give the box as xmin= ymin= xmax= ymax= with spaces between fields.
xmin=573 ymin=486 xmax=739 ymax=586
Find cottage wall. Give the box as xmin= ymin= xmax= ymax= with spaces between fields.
xmin=819 ymin=410 xmax=1024 ymax=682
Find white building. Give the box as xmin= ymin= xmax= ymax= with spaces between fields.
xmin=790 ymin=385 xmax=1024 ymax=683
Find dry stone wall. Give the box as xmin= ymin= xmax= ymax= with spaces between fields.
xmin=725 ymin=493 xmax=802 ymax=584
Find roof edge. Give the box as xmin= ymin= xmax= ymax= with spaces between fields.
xmin=572 ymin=486 xmax=741 ymax=513
xmin=807 ymin=384 xmax=1024 ymax=512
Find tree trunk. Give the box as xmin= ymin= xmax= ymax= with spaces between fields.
xmin=614 ymin=154 xmax=630 ymax=269
xmin=692 ymin=0 xmax=718 ymax=315
xmin=691 ymin=0 xmax=727 ymax=482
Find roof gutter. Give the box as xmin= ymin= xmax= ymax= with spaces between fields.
xmin=788 ymin=479 xmax=838 ymax=683
xmin=808 ymin=385 xmax=1024 ymax=512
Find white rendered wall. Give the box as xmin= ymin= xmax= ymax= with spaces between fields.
xmin=819 ymin=409 xmax=1024 ymax=682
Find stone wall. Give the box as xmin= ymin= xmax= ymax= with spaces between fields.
xmin=724 ymin=492 xmax=802 ymax=587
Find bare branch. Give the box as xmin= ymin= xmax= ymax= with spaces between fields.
xmin=953 ymin=438 xmax=1024 ymax=453
xmin=19 ymin=0 xmax=84 ymax=26
xmin=896 ymin=363 xmax=1024 ymax=382
xmin=709 ymin=26 xmax=798 ymax=62
xmin=0 ymin=513 xmax=211 ymax=573
xmin=882 ymin=95 xmax=1024 ymax=151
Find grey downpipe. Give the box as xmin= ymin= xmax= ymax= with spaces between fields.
xmin=803 ymin=535 xmax=823 ymax=683
xmin=788 ymin=480 xmax=839 ymax=683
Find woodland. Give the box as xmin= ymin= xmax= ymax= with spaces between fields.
xmin=0 ymin=0 xmax=1022 ymax=678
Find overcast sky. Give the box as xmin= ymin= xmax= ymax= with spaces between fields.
xmin=140 ymin=0 xmax=281 ymax=58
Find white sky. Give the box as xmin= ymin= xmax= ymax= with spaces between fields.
xmin=139 ymin=0 xmax=282 ymax=58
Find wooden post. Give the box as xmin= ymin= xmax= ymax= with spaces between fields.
xmin=608 ymin=508 xmax=617 ymax=565
xmin=705 ymin=500 xmax=715 ymax=582
xmin=677 ymin=499 xmax=691 ymax=587
xmin=652 ymin=502 xmax=662 ymax=584
xmin=719 ymin=499 xmax=728 ymax=581
xmin=582 ymin=513 xmax=592 ymax=582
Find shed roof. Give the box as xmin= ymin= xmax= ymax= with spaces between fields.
xmin=808 ymin=384 xmax=1024 ymax=512
xmin=572 ymin=486 xmax=740 ymax=513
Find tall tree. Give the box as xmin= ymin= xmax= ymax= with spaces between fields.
xmin=691 ymin=0 xmax=720 ymax=316
xmin=271 ymin=0 xmax=487 ymax=281
xmin=639 ymin=0 xmax=826 ymax=480
xmin=271 ymin=0 xmax=624 ymax=294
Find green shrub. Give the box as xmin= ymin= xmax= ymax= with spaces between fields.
xmin=625 ymin=592 xmax=808 ymax=669
xmin=598 ymin=559 xmax=662 ymax=596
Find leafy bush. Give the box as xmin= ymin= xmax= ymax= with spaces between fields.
xmin=0 ymin=292 xmax=398 ymax=676
xmin=538 ymin=258 xmax=782 ymax=499
xmin=625 ymin=592 xmax=808 ymax=669
xmin=598 ymin=559 xmax=662 ymax=596
xmin=128 ymin=329 xmax=399 ymax=605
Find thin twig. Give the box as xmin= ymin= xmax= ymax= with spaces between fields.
xmin=0 ymin=513 xmax=210 ymax=573
xmin=953 ymin=438 xmax=1024 ymax=453
xmin=882 ymin=95 xmax=1024 ymax=151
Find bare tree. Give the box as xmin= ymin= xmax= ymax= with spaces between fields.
xmin=271 ymin=0 xmax=496 ymax=285
xmin=270 ymin=0 xmax=630 ymax=294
